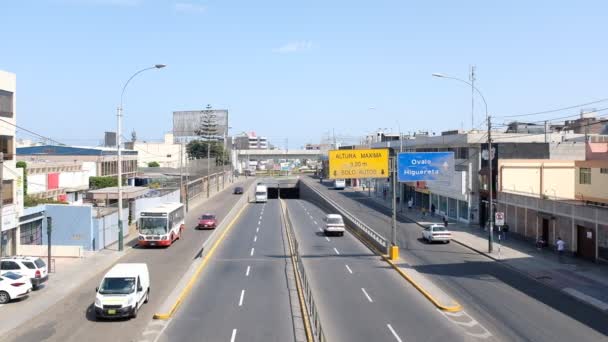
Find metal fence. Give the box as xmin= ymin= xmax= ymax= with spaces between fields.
xmin=282 ymin=202 xmax=327 ymax=342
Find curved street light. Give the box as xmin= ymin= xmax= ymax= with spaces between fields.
xmin=117 ymin=64 xmax=166 ymax=251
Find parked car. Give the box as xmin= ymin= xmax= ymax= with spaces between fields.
xmin=94 ymin=263 xmax=150 ymax=319
xmin=0 ymin=256 xmax=49 ymax=290
xmin=197 ymin=214 xmax=217 ymax=229
xmin=422 ymin=224 xmax=452 ymax=244
xmin=0 ymin=272 xmax=33 ymax=304
xmin=233 ymin=186 xmax=244 ymax=195
xmin=324 ymin=214 xmax=345 ymax=236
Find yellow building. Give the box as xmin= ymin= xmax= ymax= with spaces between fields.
xmin=498 ymin=159 xmax=608 ymax=261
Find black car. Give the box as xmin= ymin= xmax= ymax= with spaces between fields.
xmin=233 ymin=186 xmax=244 ymax=195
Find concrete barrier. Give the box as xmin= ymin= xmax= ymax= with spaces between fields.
xmin=18 ymin=244 xmax=83 ymax=258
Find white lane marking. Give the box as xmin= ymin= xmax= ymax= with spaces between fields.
xmin=361 ymin=288 xmax=373 ymax=302
xmin=345 ymin=264 xmax=353 ymax=274
xmin=563 ymin=288 xmax=608 ymax=311
xmin=230 ymin=329 xmax=237 ymax=342
xmin=250 ymin=248 xmax=255 ymax=256
xmin=318 ymin=228 xmax=323 ymax=232
xmin=333 ymin=247 xmax=340 ymax=255
xmin=256 ymin=227 xmax=259 ymax=233
xmin=258 ymin=220 xmax=261 ymax=225
xmin=238 ymin=290 xmax=245 ymax=306
xmin=438 ymin=309 xmax=493 ymax=339
xmin=387 ymin=324 xmax=403 ymax=342
xmin=313 ymin=220 xmax=318 ymax=225
xmin=246 ymin=266 xmax=251 ymax=277
xmin=325 ymin=237 xmax=330 ymax=242
xmin=254 ymin=235 xmax=258 ymax=242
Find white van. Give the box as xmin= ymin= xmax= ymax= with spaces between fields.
xmin=94 ymin=263 xmax=150 ymax=320
xmin=324 ymin=214 xmax=345 ymax=236
xmin=255 ymin=185 xmax=268 ymax=203
xmin=334 ymin=179 xmax=346 ymax=190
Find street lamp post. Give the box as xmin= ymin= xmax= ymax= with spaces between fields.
xmin=432 ymin=72 xmax=494 ymax=253
xmin=117 ymin=64 xmax=166 ymax=251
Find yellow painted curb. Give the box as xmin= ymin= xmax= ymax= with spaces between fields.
xmin=280 ymin=199 xmax=314 ymax=342
xmin=153 ymin=202 xmax=250 ymax=320
xmin=382 ymin=255 xmax=463 ymax=312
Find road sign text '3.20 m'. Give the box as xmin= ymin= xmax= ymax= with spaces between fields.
xmin=329 ymin=149 xmax=389 ymax=179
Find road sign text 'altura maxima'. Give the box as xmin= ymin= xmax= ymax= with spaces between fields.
xmin=329 ymin=149 xmax=389 ymax=179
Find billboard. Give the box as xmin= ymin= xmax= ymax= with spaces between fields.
xmin=328 ymin=149 xmax=389 ymax=179
xmin=172 ymin=109 xmax=229 ymax=142
xmin=397 ymin=152 xmax=454 ymax=184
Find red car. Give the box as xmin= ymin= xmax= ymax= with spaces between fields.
xmin=197 ymin=214 xmax=217 ymax=229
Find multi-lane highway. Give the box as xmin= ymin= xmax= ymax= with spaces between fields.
xmin=1 ymin=179 xmax=254 ymax=342
xmin=157 ymin=199 xmax=295 ymax=342
xmin=286 ymin=199 xmax=466 ymax=342
xmin=303 ymin=177 xmax=608 ymax=342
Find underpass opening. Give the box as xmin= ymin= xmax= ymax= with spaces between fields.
xmin=268 ymin=187 xmax=300 ymax=199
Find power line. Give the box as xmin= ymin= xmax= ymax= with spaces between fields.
xmin=495 ymin=97 xmax=608 ymax=119
xmin=0 ymin=118 xmax=64 ymax=146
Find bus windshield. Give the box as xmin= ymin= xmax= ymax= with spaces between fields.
xmin=139 ymin=217 xmax=167 ymax=235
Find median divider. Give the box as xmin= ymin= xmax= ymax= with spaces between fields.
xmin=152 ymin=181 xmax=256 ymax=320
xmin=300 ymin=179 xmax=463 ymax=313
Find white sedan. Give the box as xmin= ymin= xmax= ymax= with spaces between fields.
xmin=422 ymin=224 xmax=452 ymax=244
xmin=0 ymin=272 xmax=33 ymax=304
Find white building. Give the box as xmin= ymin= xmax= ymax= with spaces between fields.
xmin=0 ymin=70 xmax=24 ymax=257
xmin=233 ymin=132 xmax=269 ymax=150
xmin=129 ymin=133 xmax=185 ymax=168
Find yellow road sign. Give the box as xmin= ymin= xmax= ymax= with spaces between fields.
xmin=329 ymin=149 xmax=389 ymax=179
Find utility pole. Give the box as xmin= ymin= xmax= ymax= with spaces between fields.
xmin=185 ymin=142 xmax=189 ymax=212
xmin=390 ymin=157 xmax=398 ymax=259
xmin=544 ymin=120 xmax=548 ymax=143
xmin=470 ymin=65 xmax=476 ymax=130
xmin=0 ymin=153 xmax=3 ymax=257
xmin=179 ymin=142 xmax=184 ymax=205
xmin=487 ymin=115 xmax=494 ymax=253
xmin=46 ymin=217 xmax=52 ymax=272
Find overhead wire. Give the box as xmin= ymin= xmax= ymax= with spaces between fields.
xmin=495 ymin=97 xmax=608 ymax=119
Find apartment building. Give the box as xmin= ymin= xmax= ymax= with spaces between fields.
xmin=126 ymin=133 xmax=185 ymax=168
xmin=0 ymin=70 xmax=25 ymax=257
xmin=233 ymin=132 xmax=269 ymax=150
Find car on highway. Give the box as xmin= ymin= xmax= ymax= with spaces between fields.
xmin=233 ymin=186 xmax=244 ymax=195
xmin=1 ymin=256 xmax=49 ymax=290
xmin=333 ymin=179 xmax=346 ymax=190
xmin=255 ymin=184 xmax=268 ymax=203
xmin=323 ymin=214 xmax=345 ymax=236
xmin=0 ymin=272 xmax=33 ymax=304
xmin=94 ymin=263 xmax=150 ymax=320
xmin=197 ymin=214 xmax=217 ymax=229
xmin=422 ymin=224 xmax=452 ymax=244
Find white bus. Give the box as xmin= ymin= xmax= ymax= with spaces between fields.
xmin=255 ymin=185 xmax=268 ymax=203
xmin=138 ymin=203 xmax=185 ymax=247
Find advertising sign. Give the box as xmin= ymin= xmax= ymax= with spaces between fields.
xmin=495 ymin=212 xmax=505 ymax=226
xmin=397 ymin=152 xmax=454 ymax=184
xmin=328 ymin=149 xmax=389 ymax=179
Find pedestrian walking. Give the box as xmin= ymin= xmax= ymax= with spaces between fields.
xmin=442 ymin=215 xmax=448 ymax=227
xmin=408 ymin=198 xmax=413 ymax=211
xmin=431 ymin=204 xmax=436 ymax=217
xmin=556 ymin=237 xmax=565 ymax=262
xmin=421 ymin=207 xmax=427 ymax=217
xmin=383 ymin=188 xmax=387 ymax=200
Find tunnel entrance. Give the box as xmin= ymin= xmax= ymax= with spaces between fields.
xmin=267 ymin=187 xmax=300 ymax=199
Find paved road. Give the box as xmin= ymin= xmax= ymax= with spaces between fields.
xmin=2 ymin=179 xmax=253 ymax=342
xmin=287 ymin=199 xmax=465 ymax=342
xmin=157 ymin=199 xmax=295 ymax=342
xmin=304 ymin=177 xmax=608 ymax=342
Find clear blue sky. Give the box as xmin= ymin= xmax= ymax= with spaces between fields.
xmin=4 ymin=0 xmax=608 ymax=148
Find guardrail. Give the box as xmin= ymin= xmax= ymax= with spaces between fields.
xmin=300 ymin=180 xmax=389 ymax=254
xmin=281 ymin=201 xmax=327 ymax=342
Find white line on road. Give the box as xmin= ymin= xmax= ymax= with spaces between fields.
xmin=313 ymin=220 xmax=318 ymax=225
xmin=254 ymin=235 xmax=258 ymax=242
xmin=256 ymin=227 xmax=259 ymax=233
xmin=230 ymin=329 xmax=237 ymax=342
xmin=387 ymin=324 xmax=403 ymax=342
xmin=238 ymin=290 xmax=245 ymax=306
xmin=325 ymin=237 xmax=330 ymax=242
xmin=345 ymin=264 xmax=353 ymax=274
xmin=246 ymin=266 xmax=251 ymax=277
xmin=361 ymin=288 xmax=373 ymax=302
xmin=250 ymin=248 xmax=255 ymax=256
xmin=333 ymin=247 xmax=340 ymax=255
xmin=318 ymin=228 xmax=323 ymax=232
xmin=258 ymin=220 xmax=261 ymax=225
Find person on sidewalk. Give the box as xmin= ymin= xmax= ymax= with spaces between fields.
xmin=556 ymin=237 xmax=565 ymax=262
xmin=431 ymin=204 xmax=436 ymax=217
xmin=442 ymin=215 xmax=448 ymax=227
xmin=421 ymin=207 xmax=427 ymax=217
xmin=408 ymin=198 xmax=413 ymax=211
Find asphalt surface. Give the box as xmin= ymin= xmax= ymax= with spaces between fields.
xmin=304 ymin=177 xmax=608 ymax=342
xmin=1 ymin=179 xmax=253 ymax=342
xmin=157 ymin=199 xmax=295 ymax=342
xmin=287 ymin=199 xmax=465 ymax=342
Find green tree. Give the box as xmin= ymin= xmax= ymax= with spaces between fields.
xmin=89 ymin=176 xmax=125 ymax=189
xmin=16 ymin=161 xmax=27 ymax=196
xmin=147 ymin=161 xmax=160 ymax=167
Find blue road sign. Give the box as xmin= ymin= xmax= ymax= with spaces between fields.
xmin=397 ymin=152 xmax=454 ymax=184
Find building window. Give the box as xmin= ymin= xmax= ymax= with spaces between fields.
xmin=0 ymin=135 xmax=14 ymax=160
xmin=459 ymin=200 xmax=468 ymax=220
xmin=601 ymin=168 xmax=608 ymax=174
xmin=579 ymin=168 xmax=591 ymax=184
xmin=2 ymin=180 xmax=13 ymax=205
xmin=0 ymin=90 xmax=13 ymax=118
xmin=20 ymin=220 xmax=43 ymax=245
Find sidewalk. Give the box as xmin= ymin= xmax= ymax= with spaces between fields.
xmin=350 ymin=187 xmax=608 ymax=313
